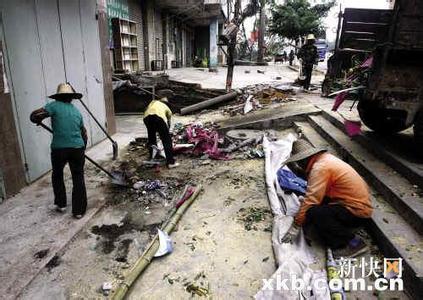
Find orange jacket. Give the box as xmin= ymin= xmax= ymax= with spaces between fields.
xmin=294 ymin=153 xmax=373 ymax=226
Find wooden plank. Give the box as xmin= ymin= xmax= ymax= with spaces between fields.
xmin=343 ymin=8 xmax=392 ymax=23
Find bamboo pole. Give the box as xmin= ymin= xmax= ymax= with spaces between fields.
xmin=111 ymin=185 xmax=203 ymax=300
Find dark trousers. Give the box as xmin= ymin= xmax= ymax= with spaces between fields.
xmin=143 ymin=115 xmax=175 ymax=165
xmin=305 ymin=204 xmax=367 ymax=249
xmin=303 ymin=64 xmax=313 ymax=90
xmin=51 ymin=148 xmax=87 ymax=215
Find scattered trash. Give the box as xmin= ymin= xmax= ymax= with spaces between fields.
xmin=224 ymin=83 xmax=296 ymax=116
xmin=243 ymin=95 xmax=254 ymax=114
xmin=102 ymin=282 xmax=113 ymax=296
xmin=154 ymin=229 xmax=173 ymax=257
xmin=238 ymin=206 xmax=272 ymax=231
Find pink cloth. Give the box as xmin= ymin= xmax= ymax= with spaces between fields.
xmin=332 ymin=92 xmax=348 ymax=111
xmin=360 ymin=56 xmax=373 ymax=68
xmin=344 ymin=120 xmax=362 ymax=137
xmin=331 ymin=55 xmax=373 ymax=111
xmin=184 ymin=125 xmax=228 ymax=160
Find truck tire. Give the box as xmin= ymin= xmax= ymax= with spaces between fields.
xmin=358 ymin=101 xmax=409 ymax=134
xmin=414 ymin=110 xmax=423 ymax=153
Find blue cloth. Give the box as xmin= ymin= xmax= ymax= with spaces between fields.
xmin=277 ymin=168 xmax=307 ymax=195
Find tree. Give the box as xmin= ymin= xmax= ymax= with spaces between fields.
xmin=257 ymin=0 xmax=266 ymax=63
xmin=269 ymin=0 xmax=335 ymax=42
xmin=225 ymin=0 xmax=260 ymax=91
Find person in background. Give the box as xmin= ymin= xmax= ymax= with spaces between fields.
xmin=282 ymin=50 xmax=288 ymax=63
xmin=143 ymin=94 xmax=179 ymax=168
xmin=281 ymin=139 xmax=373 ymax=258
xmin=30 ymin=83 xmax=88 ymax=219
xmin=297 ymin=34 xmax=319 ymax=90
xmin=289 ymin=49 xmax=295 ymax=66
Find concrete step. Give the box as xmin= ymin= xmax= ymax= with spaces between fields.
xmin=295 ymin=120 xmax=423 ymax=299
xmin=320 ymin=110 xmax=423 ymax=190
xmin=308 ymin=114 xmax=423 ymax=235
xmin=217 ymin=102 xmax=321 ymax=133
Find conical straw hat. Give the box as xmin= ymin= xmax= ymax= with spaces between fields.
xmin=49 ymin=83 xmax=82 ymax=100
xmin=285 ymin=138 xmax=327 ymax=164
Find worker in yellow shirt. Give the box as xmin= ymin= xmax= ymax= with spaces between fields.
xmin=282 ymin=139 xmax=373 ymax=258
xmin=143 ymin=97 xmax=179 ymax=168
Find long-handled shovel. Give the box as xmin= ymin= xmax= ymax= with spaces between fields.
xmin=77 ymin=98 xmax=118 ymax=160
xmin=66 ymin=82 xmax=118 ymax=160
xmin=39 ymin=123 xmax=127 ymax=186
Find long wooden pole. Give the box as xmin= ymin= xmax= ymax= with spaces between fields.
xmin=111 ymin=185 xmax=203 ymax=300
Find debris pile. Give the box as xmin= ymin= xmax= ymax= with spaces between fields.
xmin=172 ymin=122 xmax=228 ymax=160
xmin=224 ymin=83 xmax=297 ymax=116
xmin=172 ymin=124 xmax=266 ymax=160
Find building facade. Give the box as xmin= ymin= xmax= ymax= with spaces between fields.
xmin=107 ymin=0 xmax=225 ymax=72
xmin=0 ymin=0 xmax=225 ymax=200
xmin=0 ymin=0 xmax=115 ymax=200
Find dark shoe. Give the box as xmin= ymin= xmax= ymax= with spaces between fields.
xmin=333 ymin=237 xmax=369 ymax=258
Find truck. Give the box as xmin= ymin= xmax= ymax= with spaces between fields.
xmin=323 ymin=0 xmax=423 ymax=149
xmin=315 ymin=39 xmax=328 ymax=62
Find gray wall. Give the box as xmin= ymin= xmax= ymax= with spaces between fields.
xmin=0 ymin=0 xmax=108 ymax=181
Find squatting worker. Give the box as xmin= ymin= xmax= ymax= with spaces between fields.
xmin=281 ymin=139 xmax=373 ymax=258
xmin=143 ymin=96 xmax=179 ymax=168
xmin=297 ymin=34 xmax=319 ymax=90
xmin=30 ymin=83 xmax=88 ymax=219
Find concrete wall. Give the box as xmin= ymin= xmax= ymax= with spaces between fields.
xmin=0 ymin=0 xmax=110 ymax=182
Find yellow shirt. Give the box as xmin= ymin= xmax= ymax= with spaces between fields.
xmin=144 ymin=100 xmax=172 ymax=124
xmin=294 ymin=153 xmax=373 ymax=226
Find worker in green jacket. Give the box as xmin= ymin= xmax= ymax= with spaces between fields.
xmin=30 ymin=83 xmax=87 ymax=219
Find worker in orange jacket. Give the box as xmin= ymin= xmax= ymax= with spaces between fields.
xmin=282 ymin=138 xmax=373 ymax=258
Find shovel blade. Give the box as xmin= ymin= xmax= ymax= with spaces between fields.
xmin=110 ymin=170 xmax=127 ymax=186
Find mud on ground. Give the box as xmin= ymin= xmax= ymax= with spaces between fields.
xmin=19 ymin=128 xmax=281 ymax=299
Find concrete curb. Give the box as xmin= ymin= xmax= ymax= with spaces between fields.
xmin=321 ymin=110 xmax=423 ymax=189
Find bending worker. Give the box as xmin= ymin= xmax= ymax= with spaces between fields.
xmin=30 ymin=83 xmax=88 ymax=219
xmin=143 ymin=96 xmax=179 ymax=168
xmin=282 ymin=138 xmax=373 ymax=258
xmin=297 ymin=34 xmax=319 ymax=90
